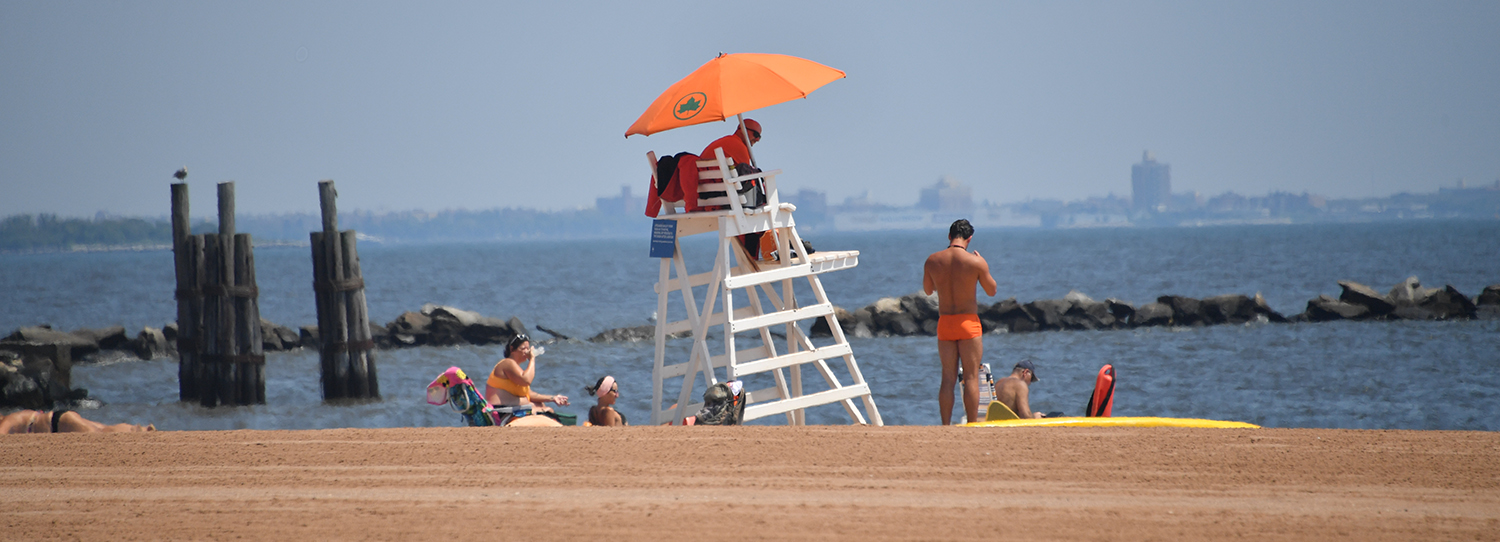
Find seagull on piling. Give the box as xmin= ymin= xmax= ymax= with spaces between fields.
xmin=173 ymin=167 xmax=187 ymax=180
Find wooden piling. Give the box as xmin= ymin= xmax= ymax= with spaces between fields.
xmin=173 ymin=181 xmax=265 ymax=407
xmin=311 ymin=180 xmax=379 ymax=400
xmin=171 ymin=183 xmax=199 ymax=401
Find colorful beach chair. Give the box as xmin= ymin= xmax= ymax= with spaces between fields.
xmin=425 ymin=366 xmax=531 ymax=427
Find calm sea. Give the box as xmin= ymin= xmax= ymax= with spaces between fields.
xmin=2 ymin=220 xmax=1497 ymax=430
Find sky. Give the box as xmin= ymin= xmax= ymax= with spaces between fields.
xmin=2 ymin=1 xmax=1498 ymax=219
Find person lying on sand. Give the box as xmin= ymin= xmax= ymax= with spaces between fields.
xmin=0 ymin=409 xmax=155 ymax=433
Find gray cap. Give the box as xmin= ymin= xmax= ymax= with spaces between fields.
xmin=1015 ymin=360 xmax=1038 ymax=382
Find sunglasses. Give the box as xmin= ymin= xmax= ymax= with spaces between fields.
xmin=748 ymin=129 xmax=761 ymax=140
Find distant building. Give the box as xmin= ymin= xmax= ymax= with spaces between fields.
xmin=782 ymin=189 xmax=829 ymax=228
xmin=596 ymin=185 xmax=645 ymax=215
xmin=1131 ymin=151 xmax=1171 ymax=213
xmin=917 ymin=176 xmax=973 ymax=215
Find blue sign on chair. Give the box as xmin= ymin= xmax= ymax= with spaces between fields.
xmin=650 ymin=219 xmax=676 ymax=258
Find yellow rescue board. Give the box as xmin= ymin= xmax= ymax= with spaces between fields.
xmin=963 ymin=416 xmax=1259 ymax=429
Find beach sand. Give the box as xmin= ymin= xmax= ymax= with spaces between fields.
xmin=3 ymin=426 xmax=1497 ymax=540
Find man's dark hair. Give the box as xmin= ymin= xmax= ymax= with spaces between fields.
xmin=948 ymin=219 xmax=974 ymax=240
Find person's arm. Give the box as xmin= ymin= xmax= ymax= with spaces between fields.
xmin=501 ymin=356 xmax=535 ymax=386
xmin=922 ymin=257 xmax=937 ymax=296
xmin=974 ymin=251 xmax=998 ymax=297
xmin=1013 ymin=384 xmax=1040 ymax=419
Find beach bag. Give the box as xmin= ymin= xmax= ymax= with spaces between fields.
xmin=694 ymin=380 xmax=745 ymax=425
xmin=1084 ymin=364 xmax=1115 ymax=417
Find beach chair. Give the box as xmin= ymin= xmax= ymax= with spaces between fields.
xmin=425 ymin=366 xmax=532 ymax=427
xmin=985 ymin=400 xmax=1021 ymax=421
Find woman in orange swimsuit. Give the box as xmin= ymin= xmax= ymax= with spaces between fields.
xmin=484 ymin=334 xmax=569 ymax=413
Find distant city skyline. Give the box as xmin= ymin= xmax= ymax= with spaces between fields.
xmin=3 ymin=1 xmax=1498 ymax=219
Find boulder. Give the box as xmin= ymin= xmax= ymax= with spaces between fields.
xmin=1305 ymin=294 xmax=1369 ymax=322
xmin=387 ymin=311 xmax=431 ymax=346
xmin=1156 ymin=296 xmax=1206 ymax=326
xmin=1105 ymin=298 xmax=1136 ymax=326
xmin=886 ymin=312 xmax=921 ymax=336
xmin=6 ymin=326 xmax=96 ymax=360
xmin=299 ymin=325 xmax=321 ymax=347
xmin=1338 ymin=280 xmax=1395 ymax=317
xmin=899 ymin=292 xmax=939 ymax=323
xmin=1061 ymin=299 xmax=1114 ymax=330
xmin=587 ymin=325 xmax=689 ymax=343
xmin=460 ymin=315 xmax=515 ymax=345
xmin=1022 ymin=299 xmax=1071 ymax=330
xmin=132 ymin=327 xmax=170 ymax=360
xmin=0 ymin=346 xmax=76 ymax=409
xmin=506 ymin=316 xmax=530 ymax=339
xmin=852 ymin=307 xmax=876 ymax=334
xmin=810 ymin=306 xmax=851 ymax=338
xmin=983 ymin=298 xmax=1036 ymax=333
xmin=1388 ymin=276 xmax=1426 ymax=306
xmin=1202 ymin=294 xmax=1257 ymax=324
xmin=1133 ymin=302 xmax=1173 ymax=327
xmin=369 ymin=323 xmax=394 ymax=349
xmin=1417 ymin=285 xmax=1476 ymax=320
xmin=424 ymin=307 xmax=470 ymax=346
xmin=73 ymin=326 xmax=130 ymax=352
xmin=1251 ymin=293 xmax=1288 ymax=323
xmin=260 ymin=319 xmax=301 ymax=351
xmin=1475 ymin=285 xmax=1500 ymax=306
xmin=163 ymin=322 xmax=179 ymax=342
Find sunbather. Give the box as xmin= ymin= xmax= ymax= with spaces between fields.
xmin=584 ymin=375 xmax=627 ymax=426
xmin=0 ymin=409 xmax=154 ymax=433
xmin=485 ymin=334 xmax=569 ymax=412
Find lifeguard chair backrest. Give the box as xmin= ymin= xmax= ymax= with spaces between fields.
xmin=1085 ymin=364 xmax=1115 ymax=417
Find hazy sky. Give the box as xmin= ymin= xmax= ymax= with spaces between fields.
xmin=3 ymin=1 xmax=1497 ymax=219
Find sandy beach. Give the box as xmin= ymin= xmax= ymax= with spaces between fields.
xmin=3 ymin=425 xmax=1497 ymax=540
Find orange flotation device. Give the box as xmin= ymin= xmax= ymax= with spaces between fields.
xmin=1085 ymin=364 xmax=1115 ymax=417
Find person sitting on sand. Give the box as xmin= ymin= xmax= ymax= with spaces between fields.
xmin=0 ymin=409 xmax=154 ymax=433
xmin=583 ymin=375 xmax=627 ymax=427
xmin=485 ymin=334 xmax=569 ymax=413
xmin=994 ymin=360 xmax=1044 ymax=419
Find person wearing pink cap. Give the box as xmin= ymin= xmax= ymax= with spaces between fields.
xmin=583 ymin=375 xmax=627 ymax=426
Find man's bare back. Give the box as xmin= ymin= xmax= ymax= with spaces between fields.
xmin=922 ymin=245 xmax=997 ymax=314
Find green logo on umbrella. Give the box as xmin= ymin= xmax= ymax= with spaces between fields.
xmin=673 ymin=92 xmax=707 ymax=121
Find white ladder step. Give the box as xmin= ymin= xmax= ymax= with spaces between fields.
xmin=742 ymin=383 xmax=871 ymax=422
xmin=727 ymin=302 xmax=834 ymax=334
xmin=731 ymin=343 xmax=852 ymax=378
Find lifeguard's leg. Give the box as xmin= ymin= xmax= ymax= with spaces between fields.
xmin=956 ymin=337 xmax=983 ymax=424
xmin=938 ymin=340 xmax=960 ymax=425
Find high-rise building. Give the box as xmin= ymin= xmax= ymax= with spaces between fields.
xmin=917 ymin=176 xmax=974 ymax=214
xmin=1131 ymin=151 xmax=1171 ymax=213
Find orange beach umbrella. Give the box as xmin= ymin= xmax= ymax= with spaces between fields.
xmin=624 ymin=53 xmax=846 ymax=138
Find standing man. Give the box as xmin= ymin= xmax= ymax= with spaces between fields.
xmin=922 ymin=219 xmax=997 ymax=425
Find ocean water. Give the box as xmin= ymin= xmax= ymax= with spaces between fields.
xmin=2 ymin=220 xmax=1497 ymax=430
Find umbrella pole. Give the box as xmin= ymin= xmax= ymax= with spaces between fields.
xmin=737 ymin=114 xmax=757 ymax=169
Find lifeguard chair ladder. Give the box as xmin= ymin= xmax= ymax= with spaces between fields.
xmin=648 ymin=148 xmax=882 ymax=426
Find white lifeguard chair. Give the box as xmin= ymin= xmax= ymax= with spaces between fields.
xmin=647 ymin=148 xmax=882 ymax=425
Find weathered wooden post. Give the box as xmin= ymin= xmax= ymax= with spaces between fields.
xmin=171 ymin=182 xmax=201 ymax=402
xmin=311 ymin=180 xmax=379 ymax=400
xmin=191 ymin=182 xmax=266 ymax=407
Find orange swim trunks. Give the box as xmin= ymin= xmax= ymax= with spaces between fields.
xmin=936 ymin=314 xmax=982 ymax=341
